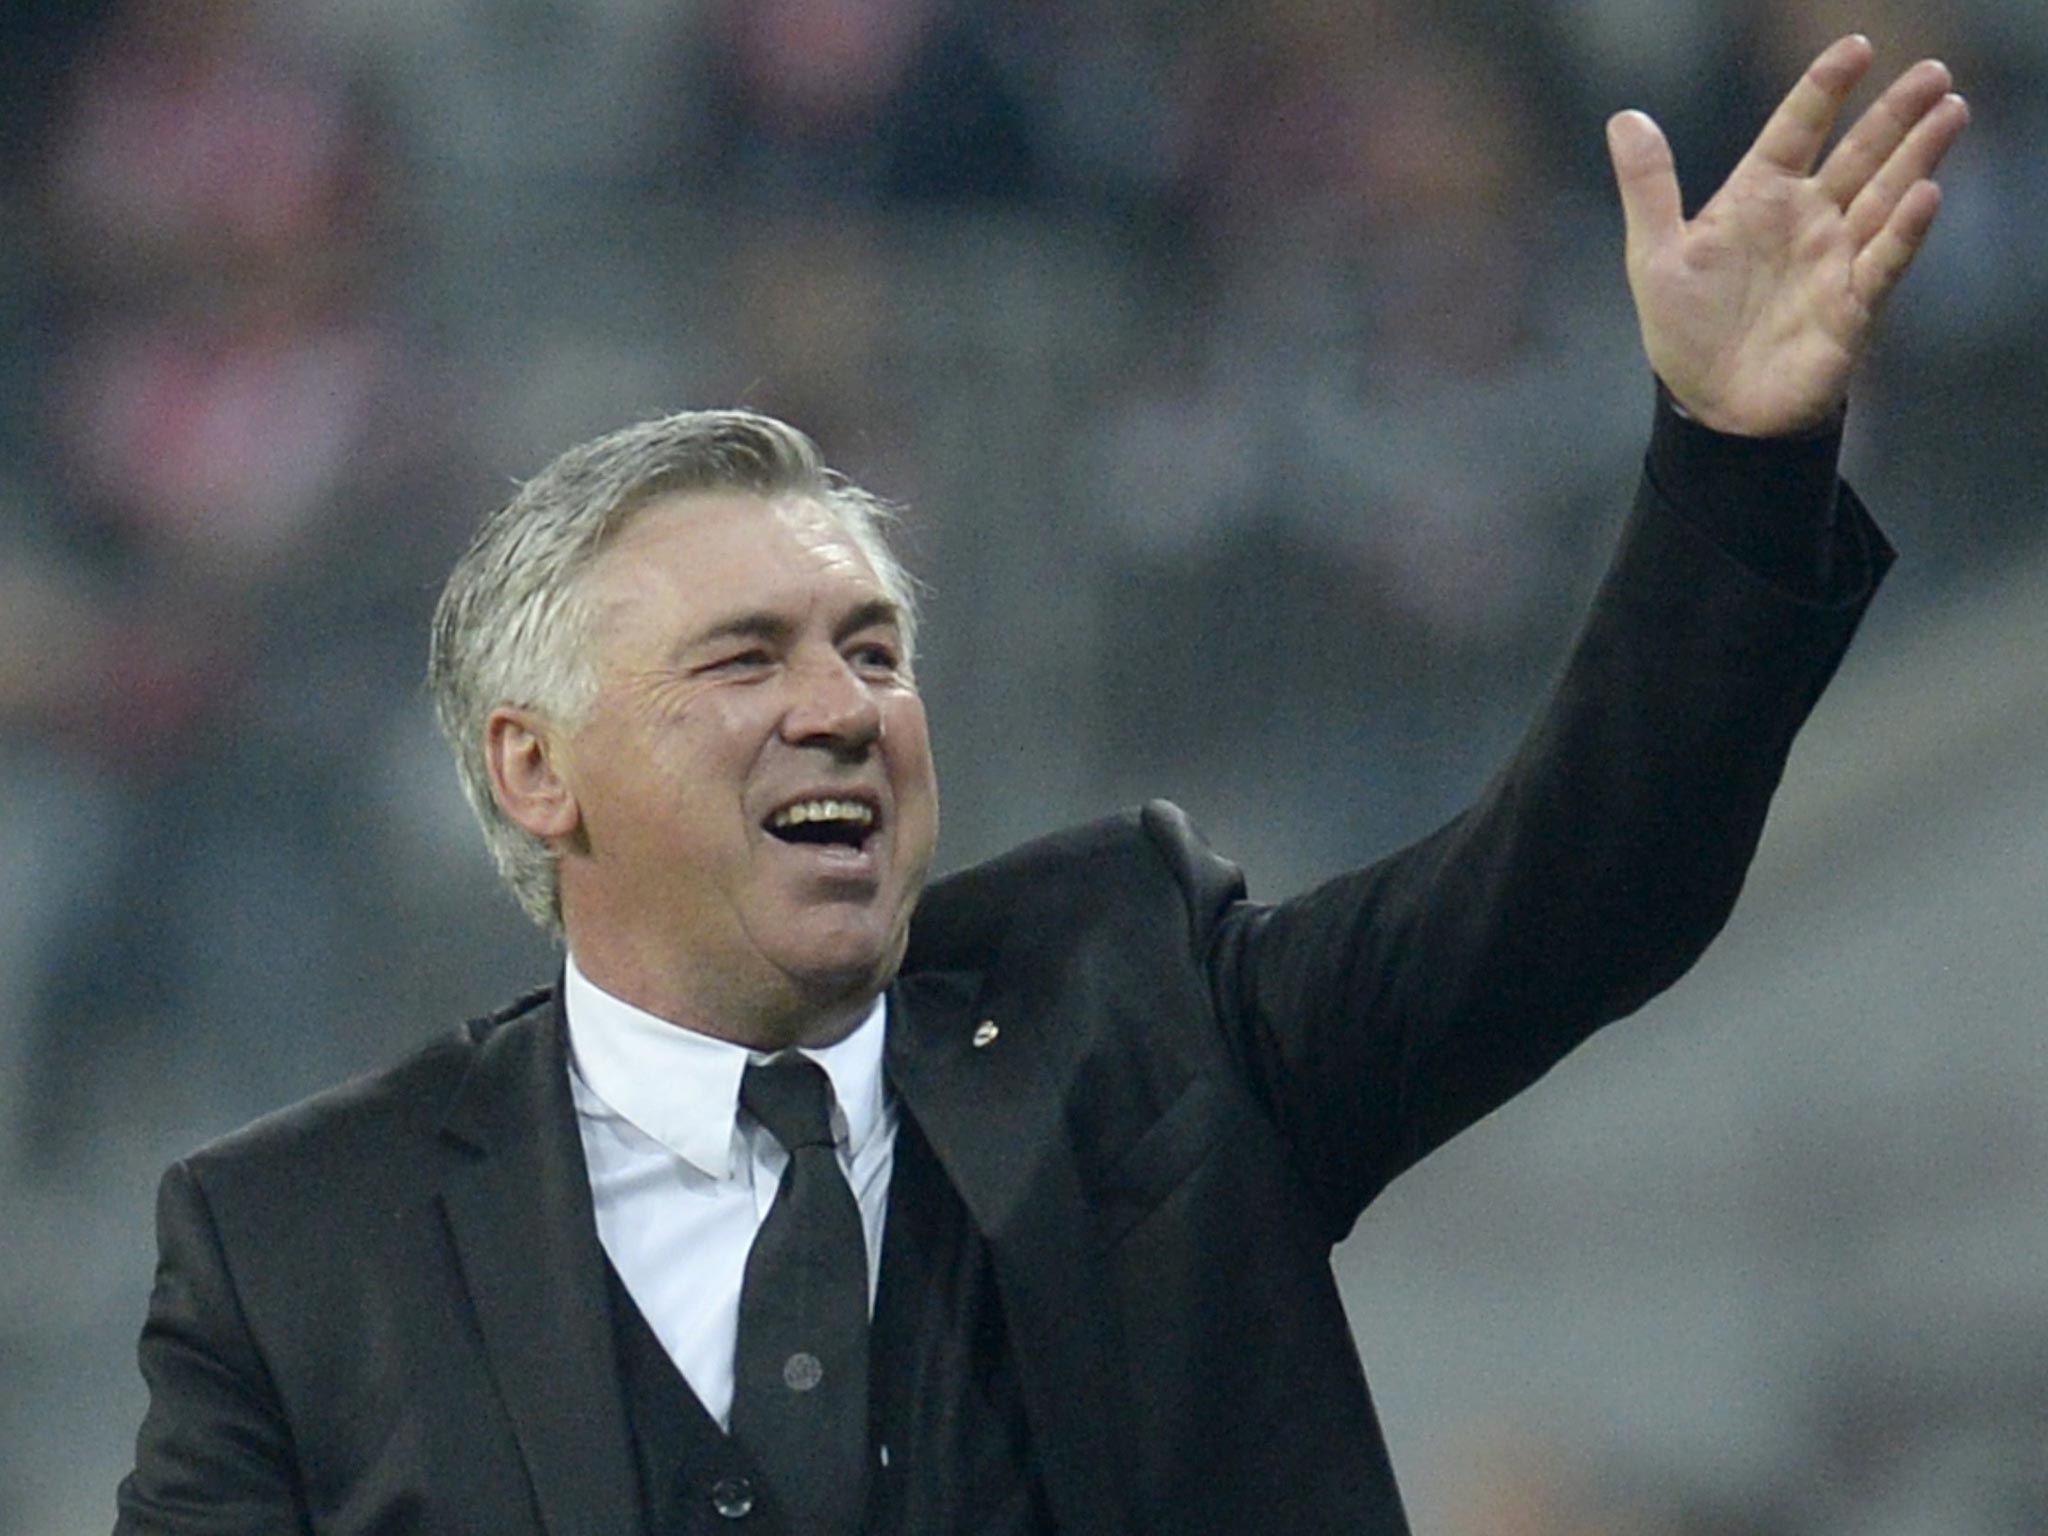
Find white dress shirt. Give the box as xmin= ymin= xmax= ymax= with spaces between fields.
xmin=563 ymin=954 xmax=897 ymax=1429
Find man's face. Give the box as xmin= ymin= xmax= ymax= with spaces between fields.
xmin=547 ymin=491 xmax=939 ymax=1041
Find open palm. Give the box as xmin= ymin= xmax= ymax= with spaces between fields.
xmin=1609 ymin=36 xmax=1969 ymax=437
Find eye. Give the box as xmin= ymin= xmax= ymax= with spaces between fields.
xmin=697 ymin=647 xmax=774 ymax=676
xmin=847 ymin=640 xmax=902 ymax=675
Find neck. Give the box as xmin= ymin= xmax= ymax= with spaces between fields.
xmin=564 ymin=946 xmax=878 ymax=1052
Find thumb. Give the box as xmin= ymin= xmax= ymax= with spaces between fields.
xmin=1606 ymin=110 xmax=1683 ymax=264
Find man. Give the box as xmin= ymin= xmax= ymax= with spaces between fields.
xmin=117 ymin=39 xmax=1966 ymax=1536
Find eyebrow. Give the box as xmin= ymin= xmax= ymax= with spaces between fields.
xmin=682 ymin=597 xmax=905 ymax=656
xmin=835 ymin=597 xmax=905 ymax=643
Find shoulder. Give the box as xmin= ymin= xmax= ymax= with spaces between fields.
xmin=903 ymin=800 xmax=1247 ymax=973
xmin=177 ymin=986 xmax=555 ymax=1197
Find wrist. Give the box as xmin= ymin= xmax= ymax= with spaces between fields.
xmin=1655 ymin=377 xmax=1848 ymax=441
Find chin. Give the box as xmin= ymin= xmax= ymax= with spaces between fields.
xmin=782 ymin=929 xmax=906 ymax=1005
xmin=792 ymin=951 xmax=892 ymax=999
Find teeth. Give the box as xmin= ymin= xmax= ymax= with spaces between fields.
xmin=769 ymin=799 xmax=876 ymax=830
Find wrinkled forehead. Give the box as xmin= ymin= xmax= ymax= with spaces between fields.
xmin=610 ymin=489 xmax=878 ymax=580
xmin=581 ymin=489 xmax=894 ymax=642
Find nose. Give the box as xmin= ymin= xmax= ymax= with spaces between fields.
xmin=780 ymin=649 xmax=882 ymax=756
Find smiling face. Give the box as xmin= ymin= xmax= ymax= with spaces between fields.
xmin=502 ymin=490 xmax=939 ymax=1047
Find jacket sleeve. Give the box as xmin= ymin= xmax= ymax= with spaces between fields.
xmin=115 ymin=1160 xmax=313 ymax=1536
xmin=1188 ymin=417 xmax=1891 ymax=1241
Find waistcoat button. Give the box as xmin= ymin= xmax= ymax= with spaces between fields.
xmin=710 ymin=1475 xmax=756 ymax=1519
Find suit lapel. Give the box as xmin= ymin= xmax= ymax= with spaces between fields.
xmin=437 ymin=996 xmax=642 ymax=1536
xmin=888 ymin=971 xmax=1131 ymax=1536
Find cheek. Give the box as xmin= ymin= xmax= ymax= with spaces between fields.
xmin=886 ymin=697 xmax=935 ymax=773
xmin=584 ymin=698 xmax=765 ymax=846
xmin=887 ymin=701 xmax=940 ymax=836
xmin=656 ymin=691 xmax=773 ymax=778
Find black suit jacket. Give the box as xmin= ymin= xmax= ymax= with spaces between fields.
xmin=117 ymin=456 xmax=1889 ymax=1535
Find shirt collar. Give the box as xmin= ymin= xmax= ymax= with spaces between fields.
xmin=563 ymin=952 xmax=890 ymax=1180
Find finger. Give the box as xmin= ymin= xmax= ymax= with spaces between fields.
xmin=1748 ymin=34 xmax=1876 ymax=175
xmin=1607 ymin=110 xmax=1683 ymax=264
xmin=1816 ymin=58 xmax=1954 ymax=207
xmin=1846 ymin=92 xmax=1969 ymax=246
xmin=1851 ymin=179 xmax=1944 ymax=310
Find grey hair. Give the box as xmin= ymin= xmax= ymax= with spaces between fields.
xmin=427 ymin=408 xmax=918 ymax=935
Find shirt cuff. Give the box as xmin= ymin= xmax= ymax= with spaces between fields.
xmin=1644 ymin=384 xmax=1846 ymax=599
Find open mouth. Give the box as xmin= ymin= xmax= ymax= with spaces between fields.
xmin=764 ymin=797 xmax=879 ymax=851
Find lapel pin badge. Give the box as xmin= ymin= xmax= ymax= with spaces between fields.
xmin=972 ymin=1020 xmax=1000 ymax=1049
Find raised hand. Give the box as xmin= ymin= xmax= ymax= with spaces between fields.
xmin=1607 ymin=36 xmax=1969 ymax=437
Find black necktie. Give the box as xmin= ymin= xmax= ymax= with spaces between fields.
xmin=732 ymin=1056 xmax=870 ymax=1534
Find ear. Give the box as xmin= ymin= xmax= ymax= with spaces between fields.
xmin=484 ymin=706 xmax=582 ymax=844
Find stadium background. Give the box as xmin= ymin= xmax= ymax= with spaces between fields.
xmin=2 ymin=1 xmax=2045 ymax=1530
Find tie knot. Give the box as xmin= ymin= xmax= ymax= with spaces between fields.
xmin=740 ymin=1056 xmax=838 ymax=1153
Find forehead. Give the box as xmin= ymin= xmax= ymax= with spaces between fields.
xmin=585 ymin=490 xmax=889 ymax=634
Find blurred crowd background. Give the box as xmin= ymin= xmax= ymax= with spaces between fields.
xmin=3 ymin=1 xmax=2045 ymax=1532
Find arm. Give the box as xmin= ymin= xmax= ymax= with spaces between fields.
xmin=1205 ymin=420 xmax=1883 ymax=1233
xmin=116 ymin=1161 xmax=312 ymax=1536
xmin=1203 ymin=41 xmax=1965 ymax=1235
